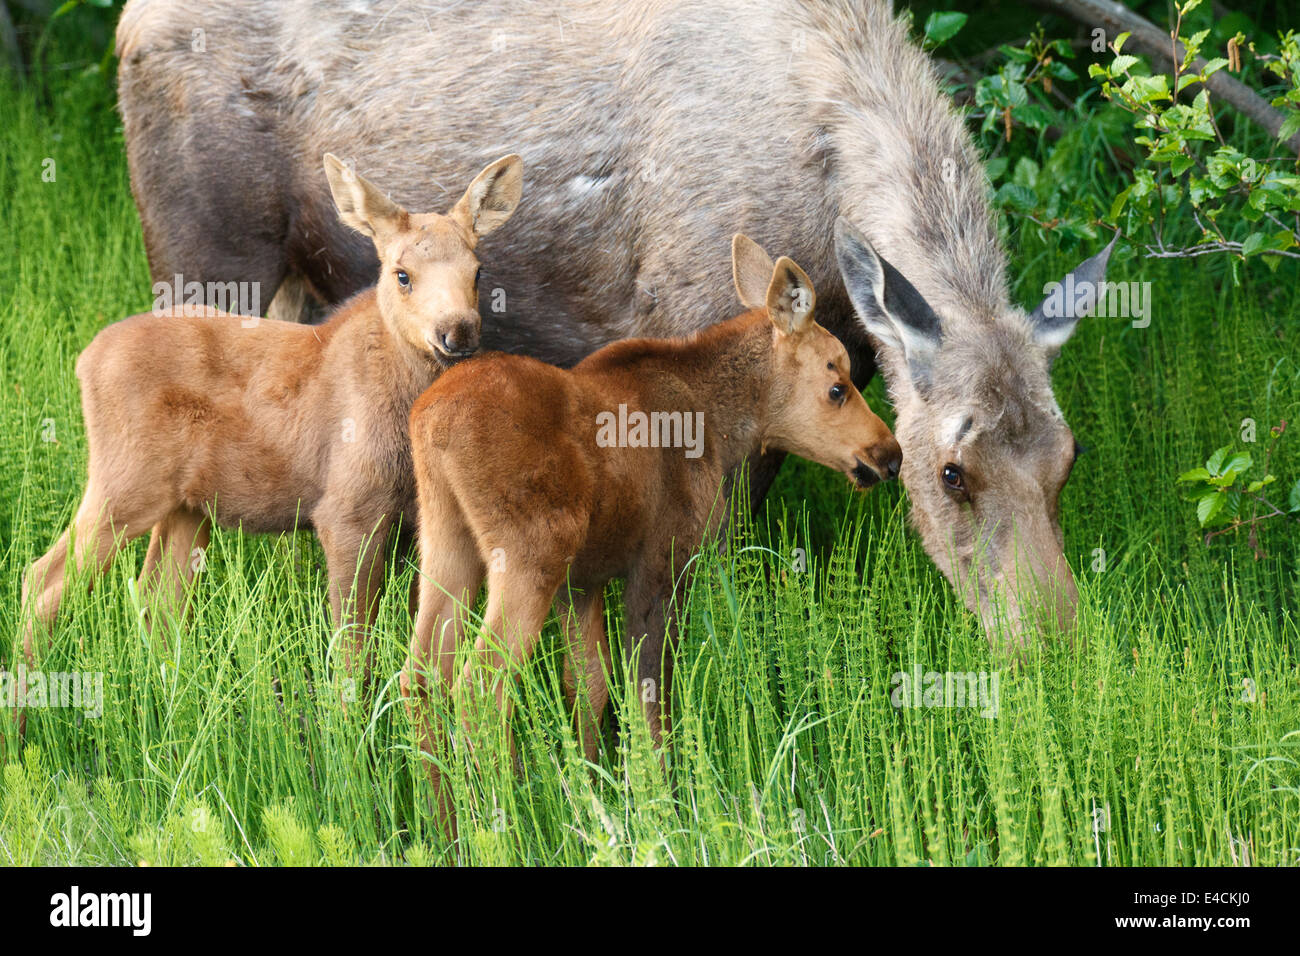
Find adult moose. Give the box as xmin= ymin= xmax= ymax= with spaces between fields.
xmin=115 ymin=0 xmax=1113 ymax=645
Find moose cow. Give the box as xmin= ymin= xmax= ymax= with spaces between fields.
xmin=115 ymin=0 xmax=1113 ymax=644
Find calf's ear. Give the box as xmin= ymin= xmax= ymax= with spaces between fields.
xmin=732 ymin=233 xmax=775 ymax=309
xmin=765 ymin=256 xmax=815 ymax=336
xmin=453 ymin=154 xmax=524 ymax=240
xmin=323 ymin=153 xmax=405 ymax=243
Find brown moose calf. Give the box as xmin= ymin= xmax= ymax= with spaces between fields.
xmin=21 ymin=153 xmax=523 ymax=685
xmin=402 ymin=234 xmax=903 ymax=787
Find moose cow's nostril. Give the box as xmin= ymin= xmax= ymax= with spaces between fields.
xmin=886 ymin=453 xmax=901 ymax=480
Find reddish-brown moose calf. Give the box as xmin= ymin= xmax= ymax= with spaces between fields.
xmin=20 ymin=153 xmax=523 ymax=692
xmin=402 ymin=234 xmax=903 ymax=814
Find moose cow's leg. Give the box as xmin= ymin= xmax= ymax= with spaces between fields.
xmin=137 ymin=507 xmax=210 ymax=634
xmin=557 ymin=586 xmax=611 ymax=763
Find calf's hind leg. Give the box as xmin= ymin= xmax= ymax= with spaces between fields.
xmin=137 ymin=507 xmax=210 ymax=631
xmin=21 ymin=484 xmax=151 ymax=661
xmin=402 ymin=504 xmax=484 ymax=770
xmin=557 ymin=586 xmax=611 ymax=763
xmin=16 ymin=485 xmax=161 ymax=736
xmin=622 ymin=563 xmax=685 ymax=749
xmin=457 ymin=562 xmax=565 ymax=755
xmin=402 ymin=481 xmax=484 ymax=837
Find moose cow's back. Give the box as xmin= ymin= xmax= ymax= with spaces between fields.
xmin=115 ymin=0 xmax=931 ymax=376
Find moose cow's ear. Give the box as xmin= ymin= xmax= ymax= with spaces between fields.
xmin=453 ymin=154 xmax=524 ymax=240
xmin=323 ymin=153 xmax=405 ymax=242
xmin=732 ymin=233 xmax=776 ymax=310
xmin=1028 ymin=231 xmax=1119 ymax=351
xmin=834 ymin=217 xmax=943 ymax=391
xmin=765 ymin=256 xmax=815 ymax=336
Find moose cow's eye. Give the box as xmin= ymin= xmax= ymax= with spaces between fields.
xmin=396 ymin=270 xmax=411 ymax=288
xmin=941 ymin=463 xmax=967 ymax=499
xmin=829 ymin=384 xmax=846 ymax=404
xmin=474 ymin=267 xmax=482 ymax=286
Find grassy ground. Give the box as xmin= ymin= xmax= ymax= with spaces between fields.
xmin=2 ymin=53 xmax=1299 ymax=868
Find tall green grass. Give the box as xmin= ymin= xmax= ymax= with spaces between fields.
xmin=1 ymin=55 xmax=1297 ymax=867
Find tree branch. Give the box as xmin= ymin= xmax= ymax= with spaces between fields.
xmin=1029 ymin=0 xmax=1300 ymax=156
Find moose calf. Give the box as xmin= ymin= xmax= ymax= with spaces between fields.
xmin=21 ymin=153 xmax=524 ymax=687
xmin=402 ymin=234 xmax=903 ymax=810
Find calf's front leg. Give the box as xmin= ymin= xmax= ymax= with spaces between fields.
xmin=317 ymin=513 xmax=394 ymax=700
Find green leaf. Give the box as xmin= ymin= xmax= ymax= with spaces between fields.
xmin=1206 ymin=445 xmax=1231 ymax=475
xmin=1200 ymin=57 xmax=1230 ymax=79
xmin=1000 ymin=44 xmax=1034 ymax=65
xmin=1046 ymin=61 xmax=1078 ymax=82
xmin=1177 ymin=467 xmax=1212 ymax=483
xmin=995 ymin=183 xmax=1037 ymax=213
xmin=1170 ymin=153 xmax=1197 ymax=177
xmin=1278 ymin=112 xmax=1300 ymax=142
xmin=1197 ymin=492 xmax=1226 ymax=526
xmin=923 ymin=11 xmax=968 ymax=47
xmin=1289 ymin=478 xmax=1300 ymax=513
xmin=1112 ymin=55 xmax=1140 ymax=75
xmin=1012 ymin=157 xmax=1040 ymax=189
xmin=1108 ymin=185 xmax=1133 ymax=222
xmin=1220 ymin=452 xmax=1252 ymax=479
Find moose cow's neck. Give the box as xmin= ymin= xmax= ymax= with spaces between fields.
xmin=800 ymin=2 xmax=1010 ymax=325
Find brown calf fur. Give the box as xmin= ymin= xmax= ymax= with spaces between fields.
xmin=402 ymin=234 xmax=902 ymax=825
xmin=20 ymin=153 xmax=523 ymax=692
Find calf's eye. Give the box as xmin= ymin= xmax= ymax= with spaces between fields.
xmin=829 ymin=384 xmax=845 ymax=403
xmin=396 ymin=270 xmax=411 ymax=288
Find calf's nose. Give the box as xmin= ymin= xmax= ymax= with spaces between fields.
xmin=873 ymin=437 xmax=903 ymax=480
xmin=439 ymin=318 xmax=480 ymax=357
